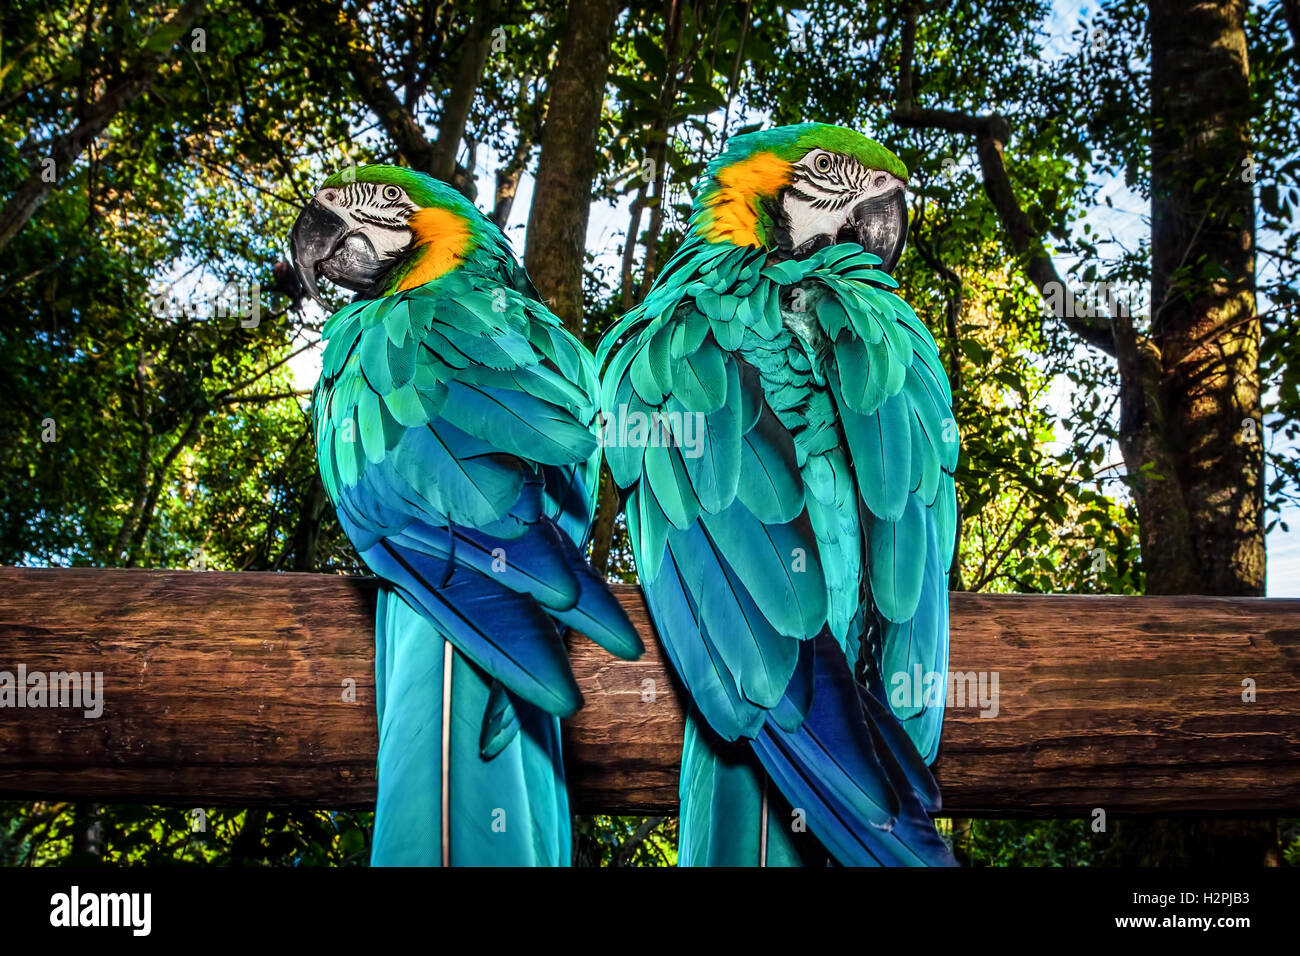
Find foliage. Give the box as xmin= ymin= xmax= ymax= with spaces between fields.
xmin=0 ymin=0 xmax=1293 ymax=866
xmin=0 ymin=801 xmax=371 ymax=866
xmin=574 ymin=815 xmax=678 ymax=867
xmin=953 ymin=817 xmax=1103 ymax=867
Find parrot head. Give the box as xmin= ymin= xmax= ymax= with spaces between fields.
xmin=693 ymin=123 xmax=909 ymax=271
xmin=290 ymin=165 xmax=484 ymax=303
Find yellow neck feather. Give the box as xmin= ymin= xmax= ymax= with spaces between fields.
xmin=702 ymin=152 xmax=793 ymax=247
xmin=395 ymin=207 xmax=473 ymax=290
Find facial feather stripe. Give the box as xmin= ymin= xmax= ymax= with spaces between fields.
xmin=332 ymin=181 xmax=418 ymax=231
xmin=792 ymin=151 xmax=872 ymax=209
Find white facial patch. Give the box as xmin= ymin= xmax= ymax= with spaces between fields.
xmin=781 ymin=150 xmax=905 ymax=251
xmin=314 ymin=181 xmax=418 ymax=259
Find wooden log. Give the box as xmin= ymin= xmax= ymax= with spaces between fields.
xmin=0 ymin=567 xmax=1297 ymax=814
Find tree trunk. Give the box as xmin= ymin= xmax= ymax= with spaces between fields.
xmin=523 ymin=0 xmax=619 ymax=336
xmin=587 ymin=466 xmax=620 ymax=575
xmin=1136 ymin=0 xmax=1264 ymax=596
xmin=290 ymin=474 xmax=328 ymax=572
xmin=492 ymin=135 xmax=533 ymax=227
xmin=1106 ymin=0 xmax=1273 ymax=866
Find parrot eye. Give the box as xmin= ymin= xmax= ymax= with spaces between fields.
xmin=814 ymin=154 xmax=833 ymax=172
xmin=874 ymin=175 xmax=887 ymax=188
xmin=382 ymin=185 xmax=403 ymax=202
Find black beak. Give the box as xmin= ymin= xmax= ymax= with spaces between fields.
xmin=851 ymin=186 xmax=909 ymax=274
xmin=290 ymin=200 xmax=389 ymax=304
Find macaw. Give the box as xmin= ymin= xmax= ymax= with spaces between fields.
xmin=597 ymin=124 xmax=958 ymax=866
xmin=291 ymin=165 xmax=642 ymax=866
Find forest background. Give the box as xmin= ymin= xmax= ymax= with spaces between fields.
xmin=1 ymin=0 xmax=1297 ymax=866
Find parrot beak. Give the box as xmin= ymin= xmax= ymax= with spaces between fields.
xmin=850 ymin=184 xmax=909 ymax=274
xmin=290 ymin=200 xmax=388 ymax=305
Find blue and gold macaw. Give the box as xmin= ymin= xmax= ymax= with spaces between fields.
xmin=597 ymin=124 xmax=958 ymax=866
xmin=292 ymin=166 xmax=642 ymax=866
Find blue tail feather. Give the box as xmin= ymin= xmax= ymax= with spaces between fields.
xmin=366 ymin=537 xmax=582 ymax=717
xmin=751 ymin=633 xmax=956 ymax=867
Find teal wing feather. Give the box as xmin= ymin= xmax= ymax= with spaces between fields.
xmin=315 ymin=251 xmax=641 ymax=867
xmin=600 ymin=239 xmax=957 ymax=866
xmin=815 ymin=252 xmax=958 ymax=764
xmin=315 ymin=269 xmax=641 ymax=698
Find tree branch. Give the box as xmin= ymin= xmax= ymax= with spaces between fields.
xmin=430 ymin=0 xmax=500 ymax=193
xmin=889 ymin=2 xmax=1117 ymax=356
xmin=0 ymin=0 xmax=208 ymax=255
xmin=329 ymin=3 xmax=436 ymax=171
xmin=126 ymin=406 xmax=207 ymax=566
xmin=612 ymin=815 xmax=665 ymax=866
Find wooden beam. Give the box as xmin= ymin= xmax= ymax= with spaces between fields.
xmin=0 ymin=568 xmax=1297 ymax=815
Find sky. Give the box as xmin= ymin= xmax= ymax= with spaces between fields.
xmin=290 ymin=0 xmax=1298 ymax=595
